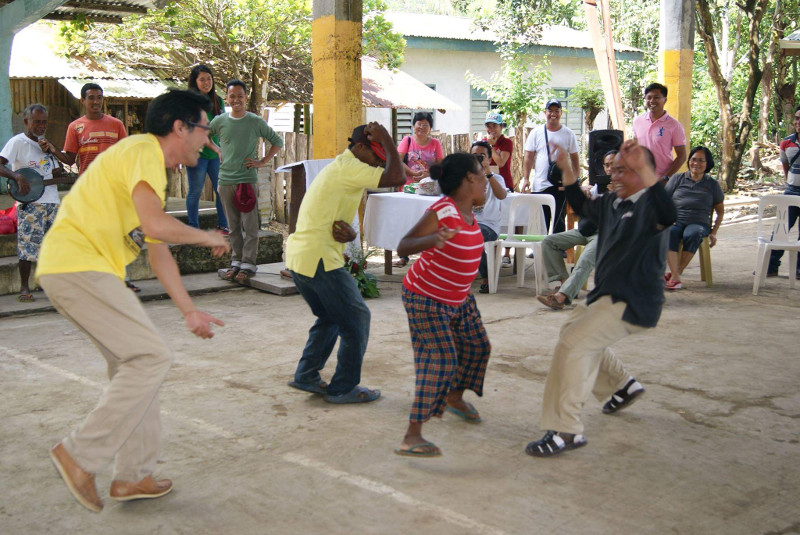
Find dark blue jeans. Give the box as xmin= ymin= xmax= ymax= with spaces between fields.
xmin=291 ymin=260 xmax=371 ymax=396
xmin=668 ymin=222 xmax=709 ymax=253
xmin=768 ymin=184 xmax=800 ymax=274
xmin=186 ymin=157 xmax=227 ymax=229
xmin=478 ymin=223 xmax=498 ymax=279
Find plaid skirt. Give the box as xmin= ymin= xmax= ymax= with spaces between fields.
xmin=402 ymin=287 xmax=491 ymax=423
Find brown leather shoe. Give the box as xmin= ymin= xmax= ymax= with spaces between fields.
xmin=110 ymin=475 xmax=173 ymax=502
xmin=537 ymin=293 xmax=566 ymax=310
xmin=49 ymin=443 xmax=103 ymax=513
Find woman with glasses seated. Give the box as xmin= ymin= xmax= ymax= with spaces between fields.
xmin=470 ymin=140 xmax=507 ymax=293
xmin=664 ymin=146 xmax=724 ymax=290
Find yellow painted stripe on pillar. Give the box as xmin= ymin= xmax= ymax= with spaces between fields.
xmin=311 ymin=15 xmax=363 ymax=159
xmin=658 ymin=48 xmax=693 ymax=153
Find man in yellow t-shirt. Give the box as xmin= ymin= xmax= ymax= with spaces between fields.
xmin=36 ymin=90 xmax=230 ymax=513
xmin=285 ymin=123 xmax=404 ymax=403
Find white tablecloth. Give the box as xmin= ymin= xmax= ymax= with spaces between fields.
xmin=363 ymin=192 xmax=536 ymax=251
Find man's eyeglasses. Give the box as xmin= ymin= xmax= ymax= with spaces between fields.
xmin=186 ymin=121 xmax=211 ymax=131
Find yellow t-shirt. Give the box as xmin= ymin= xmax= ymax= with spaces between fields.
xmin=286 ymin=149 xmax=382 ymax=277
xmin=37 ymin=134 xmax=167 ymax=280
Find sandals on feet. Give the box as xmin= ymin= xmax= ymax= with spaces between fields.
xmin=665 ymin=280 xmax=682 ymax=290
xmin=234 ymin=269 xmax=255 ymax=283
xmin=222 ymin=267 xmax=240 ymax=281
xmin=445 ymin=402 xmax=482 ymax=423
xmin=392 ymin=258 xmax=409 ymax=268
xmin=287 ymin=380 xmax=328 ymax=395
xmin=602 ymin=378 xmax=645 ymax=414
xmin=479 ymin=283 xmax=489 ymax=294
xmin=323 ymin=385 xmax=381 ymax=404
xmin=394 ymin=441 xmax=442 ymax=458
xmin=125 ymin=281 xmax=141 ymax=293
xmin=525 ymin=430 xmax=587 ymax=457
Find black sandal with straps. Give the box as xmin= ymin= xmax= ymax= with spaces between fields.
xmin=526 ymin=430 xmax=587 ymax=457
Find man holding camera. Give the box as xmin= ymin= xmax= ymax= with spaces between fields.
xmin=520 ymin=99 xmax=580 ymax=234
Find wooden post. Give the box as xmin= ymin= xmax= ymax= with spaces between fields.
xmin=312 ymin=0 xmax=363 ymax=158
xmin=659 ymin=0 xmax=694 ymax=165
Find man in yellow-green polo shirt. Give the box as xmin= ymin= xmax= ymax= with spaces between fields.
xmin=37 ymin=90 xmax=230 ymax=513
xmin=286 ymin=123 xmax=404 ymax=404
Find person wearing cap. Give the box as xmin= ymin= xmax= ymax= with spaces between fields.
xmin=632 ymin=82 xmax=687 ymax=181
xmin=285 ymin=122 xmax=404 ymax=403
xmin=210 ymin=79 xmax=284 ymax=284
xmin=483 ymin=111 xmax=515 ymax=266
xmin=483 ymin=111 xmax=514 ymax=190
xmin=520 ymin=99 xmax=580 ymax=235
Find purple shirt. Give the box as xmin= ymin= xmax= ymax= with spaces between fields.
xmin=632 ymin=111 xmax=686 ymax=177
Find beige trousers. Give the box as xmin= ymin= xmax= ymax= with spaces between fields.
xmin=218 ymin=184 xmax=260 ymax=272
xmin=540 ymin=295 xmax=647 ymax=435
xmin=38 ymin=272 xmax=173 ymax=482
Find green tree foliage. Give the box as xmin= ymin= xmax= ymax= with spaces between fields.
xmin=59 ymin=0 xmax=312 ymax=112
xmin=58 ymin=0 xmax=405 ymax=111
xmin=607 ymin=0 xmax=658 ymax=117
xmin=571 ymin=73 xmax=605 ymax=132
xmin=364 ymin=0 xmax=406 ymax=69
xmin=466 ymin=53 xmax=551 ymax=126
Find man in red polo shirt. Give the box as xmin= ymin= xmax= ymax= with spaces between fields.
xmin=62 ymin=82 xmax=128 ymax=176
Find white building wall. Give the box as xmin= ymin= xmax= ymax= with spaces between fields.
xmin=397 ymin=48 xmax=598 ymax=136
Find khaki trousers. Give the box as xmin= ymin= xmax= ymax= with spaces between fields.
xmin=540 ymin=295 xmax=647 ymax=435
xmin=218 ymin=184 xmax=260 ymax=272
xmin=38 ymin=272 xmax=173 ymax=482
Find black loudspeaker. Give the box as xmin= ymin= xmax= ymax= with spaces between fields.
xmin=588 ymin=129 xmax=624 ymax=192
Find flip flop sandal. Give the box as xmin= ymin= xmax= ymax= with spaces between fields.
xmin=234 ymin=269 xmax=256 ymax=283
xmin=125 ymin=281 xmax=142 ymax=293
xmin=221 ymin=267 xmax=240 ymax=281
xmin=479 ymin=283 xmax=489 ymax=294
xmin=392 ymin=258 xmax=409 ymax=267
xmin=445 ymin=402 xmax=482 ymax=423
xmin=287 ymin=380 xmax=328 ymax=395
xmin=17 ymin=293 xmax=35 ymax=302
xmin=323 ymin=385 xmax=381 ymax=404
xmin=394 ymin=441 xmax=442 ymax=458
xmin=525 ymin=430 xmax=587 ymax=457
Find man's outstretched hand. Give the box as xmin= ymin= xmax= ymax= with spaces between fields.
xmin=185 ymin=310 xmax=224 ymax=339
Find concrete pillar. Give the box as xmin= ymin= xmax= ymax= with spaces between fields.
xmin=658 ymin=0 xmax=694 ymax=150
xmin=311 ymin=0 xmax=362 ymax=159
xmin=0 ymin=0 xmax=67 ymax=146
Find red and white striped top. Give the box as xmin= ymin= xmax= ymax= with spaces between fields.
xmin=403 ymin=196 xmax=484 ymax=305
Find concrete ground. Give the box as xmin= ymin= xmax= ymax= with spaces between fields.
xmin=0 ymin=220 xmax=798 ymax=534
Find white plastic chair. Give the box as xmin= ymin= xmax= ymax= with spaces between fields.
xmin=485 ymin=194 xmax=555 ymax=295
xmin=753 ymin=194 xmax=800 ymax=295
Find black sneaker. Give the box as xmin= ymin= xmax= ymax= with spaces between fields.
xmin=602 ymin=378 xmax=645 ymax=414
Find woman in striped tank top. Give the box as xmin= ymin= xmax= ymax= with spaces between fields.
xmin=394 ymin=153 xmax=492 ymax=458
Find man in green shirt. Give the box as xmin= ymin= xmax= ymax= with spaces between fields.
xmin=210 ymin=79 xmax=284 ymax=283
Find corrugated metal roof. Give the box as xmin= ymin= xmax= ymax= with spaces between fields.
xmin=780 ymin=29 xmax=800 ymax=46
xmin=384 ymin=12 xmax=642 ymax=54
xmin=361 ymin=56 xmax=461 ymax=111
xmin=58 ymin=77 xmax=182 ymax=99
xmin=10 ymin=23 xmax=172 ymax=80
